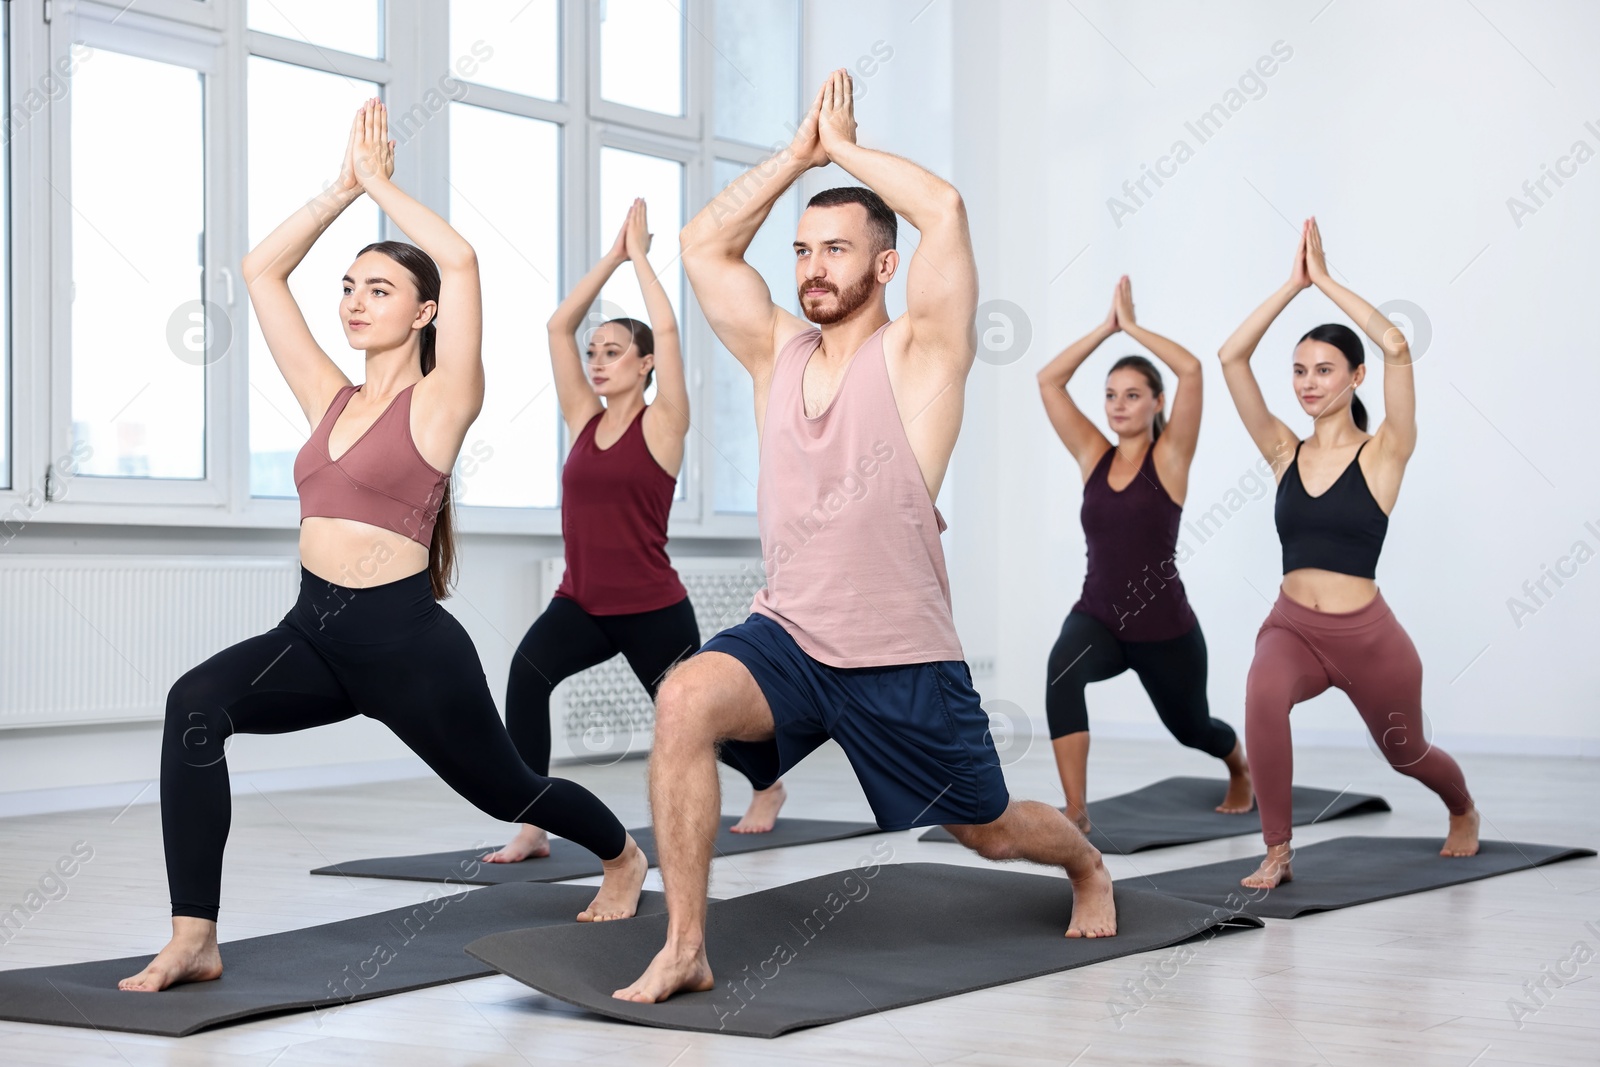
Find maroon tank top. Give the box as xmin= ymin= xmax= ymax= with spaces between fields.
xmin=294 ymin=383 xmax=450 ymax=547
xmin=554 ymin=409 xmax=687 ymax=615
xmin=1071 ymin=444 xmax=1197 ymax=642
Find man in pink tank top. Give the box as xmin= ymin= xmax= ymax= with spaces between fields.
xmin=614 ymin=71 xmax=1116 ymax=1007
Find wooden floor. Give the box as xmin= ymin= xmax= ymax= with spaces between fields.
xmin=0 ymin=736 xmax=1595 ymax=1066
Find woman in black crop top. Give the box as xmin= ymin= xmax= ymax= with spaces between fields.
xmin=1218 ymin=217 xmax=1478 ymax=890
xmin=1038 ymin=276 xmax=1250 ymax=832
xmin=121 ymin=102 xmax=647 ymax=992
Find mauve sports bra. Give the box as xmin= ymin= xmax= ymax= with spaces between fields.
xmin=293 ymin=383 xmax=450 ymax=548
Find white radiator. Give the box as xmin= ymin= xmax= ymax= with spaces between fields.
xmin=541 ymin=557 xmax=765 ymax=765
xmin=0 ymin=556 xmax=301 ymax=729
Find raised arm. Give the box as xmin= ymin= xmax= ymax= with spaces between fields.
xmin=241 ymin=111 xmax=364 ymax=425
xmin=547 ymin=214 xmax=626 ymax=439
xmin=816 ymin=70 xmax=978 ymax=372
xmin=680 ymin=86 xmax=824 ymax=372
xmin=627 ymin=201 xmax=690 ymax=448
xmin=1116 ymin=276 xmax=1203 ymax=462
xmin=1304 ymin=217 xmax=1415 ymax=460
xmin=1218 ymin=226 xmax=1308 ymax=471
xmin=1037 ymin=288 xmax=1117 ymax=474
xmin=352 ymin=100 xmax=484 ymax=429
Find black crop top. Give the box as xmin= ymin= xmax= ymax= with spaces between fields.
xmin=1274 ymin=439 xmax=1388 ymax=579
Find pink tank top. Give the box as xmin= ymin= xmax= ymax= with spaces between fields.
xmin=750 ymin=323 xmax=965 ymax=668
xmin=293 ymin=383 xmax=450 ymax=548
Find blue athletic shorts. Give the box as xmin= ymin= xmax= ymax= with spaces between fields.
xmin=705 ymin=613 xmax=1011 ymax=830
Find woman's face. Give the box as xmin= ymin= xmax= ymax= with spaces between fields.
xmin=341 ymin=251 xmax=433 ymax=354
xmin=1292 ymin=339 xmax=1364 ymax=420
xmin=585 ymin=321 xmax=652 ymax=398
xmin=1105 ymin=367 xmax=1162 ymax=437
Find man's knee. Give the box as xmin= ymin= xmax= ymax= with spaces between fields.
xmin=944 ymin=813 xmax=1019 ymax=861
xmin=653 ymin=656 xmax=755 ymax=747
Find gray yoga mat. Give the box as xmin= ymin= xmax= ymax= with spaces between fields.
xmin=1135 ymin=836 xmax=1597 ymax=919
xmin=313 ymin=815 xmax=880 ymax=886
xmin=465 ymin=861 xmax=1264 ymax=1038
xmin=917 ymin=777 xmax=1389 ymax=853
xmin=0 ymin=882 xmax=666 ymax=1037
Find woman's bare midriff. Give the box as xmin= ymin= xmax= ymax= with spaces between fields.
xmin=1281 ymin=567 xmax=1378 ymax=614
xmin=299 ymin=516 xmax=430 ymax=589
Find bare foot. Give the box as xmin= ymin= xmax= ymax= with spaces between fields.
xmin=1065 ymin=860 xmax=1117 ymax=938
xmin=1216 ymin=767 xmax=1254 ymax=814
xmin=482 ymin=824 xmax=551 ymax=863
xmin=1442 ymin=806 xmax=1480 ymax=857
xmin=731 ymin=780 xmax=787 ymax=834
xmin=612 ymin=943 xmax=715 ymax=1003
xmin=1241 ymin=843 xmax=1293 ymax=889
xmin=578 ymin=835 xmax=648 ymax=922
xmin=118 ymin=921 xmax=223 ymax=992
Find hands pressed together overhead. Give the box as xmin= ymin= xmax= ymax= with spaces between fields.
xmin=788 ymin=68 xmax=859 ymax=169
xmin=337 ymin=98 xmax=396 ymax=195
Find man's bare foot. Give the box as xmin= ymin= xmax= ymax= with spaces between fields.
xmin=612 ymin=942 xmax=715 ymax=1003
xmin=578 ymin=835 xmax=649 ymax=922
xmin=118 ymin=920 xmax=223 ymax=992
xmin=1066 ymin=804 xmax=1091 ymax=835
xmin=731 ymin=780 xmax=787 ymax=834
xmin=482 ymin=824 xmax=551 ymax=863
xmin=1216 ymin=767 xmax=1254 ymax=814
xmin=1065 ymin=860 xmax=1117 ymax=938
xmin=1442 ymin=806 xmax=1480 ymax=857
xmin=1241 ymin=843 xmax=1293 ymax=889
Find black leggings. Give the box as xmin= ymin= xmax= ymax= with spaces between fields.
xmin=1044 ymin=611 xmax=1236 ymax=758
xmin=506 ymin=595 xmax=701 ymax=775
xmin=161 ymin=568 xmax=628 ymax=921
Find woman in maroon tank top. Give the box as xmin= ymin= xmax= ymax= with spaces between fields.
xmin=1037 ymin=277 xmax=1252 ymax=832
xmin=484 ymin=201 xmax=786 ymax=865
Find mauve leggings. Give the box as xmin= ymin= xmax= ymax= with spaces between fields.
xmin=1245 ymin=589 xmax=1472 ymax=846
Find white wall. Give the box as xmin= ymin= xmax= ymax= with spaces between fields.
xmin=953 ymin=0 xmax=1600 ymax=754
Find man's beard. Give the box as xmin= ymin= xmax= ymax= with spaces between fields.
xmin=799 ymin=270 xmax=875 ymax=325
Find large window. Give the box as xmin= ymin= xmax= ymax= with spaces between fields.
xmin=448 ymin=102 xmax=561 ymax=508
xmin=5 ymin=0 xmax=802 ymax=533
xmin=247 ymin=58 xmax=381 ymax=497
xmin=247 ymin=2 xmax=383 ymax=60
xmin=599 ymin=0 xmax=683 ymax=116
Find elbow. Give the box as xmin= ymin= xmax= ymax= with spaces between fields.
xmin=240 ymin=251 xmax=279 ymax=286
xmin=436 ymin=245 xmax=478 ymax=274
xmin=936 ymin=184 xmax=966 ymax=220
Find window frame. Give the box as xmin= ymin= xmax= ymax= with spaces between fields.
xmin=5 ymin=0 xmax=795 ymax=539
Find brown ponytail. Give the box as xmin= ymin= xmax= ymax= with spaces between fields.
xmin=359 ymin=240 xmax=456 ymax=601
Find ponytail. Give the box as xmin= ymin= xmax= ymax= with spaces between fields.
xmin=358 ymin=240 xmax=455 ymax=601
xmin=1299 ymin=323 xmax=1368 ymax=433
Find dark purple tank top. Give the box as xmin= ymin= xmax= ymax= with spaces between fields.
xmin=1071 ymin=444 xmax=1197 ymax=642
xmin=554 ymin=409 xmax=687 ymax=615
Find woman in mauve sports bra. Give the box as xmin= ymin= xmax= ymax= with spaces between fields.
xmin=1038 ymin=276 xmax=1252 ymax=833
xmin=1219 ymin=217 xmax=1479 ymax=889
xmin=120 ymin=102 xmax=646 ymax=993
xmin=484 ymin=201 xmax=786 ymax=867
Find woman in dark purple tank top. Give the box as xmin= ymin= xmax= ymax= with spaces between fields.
xmin=1037 ymin=277 xmax=1251 ymax=832
xmin=486 ymin=201 xmax=786 ymax=865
